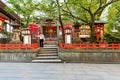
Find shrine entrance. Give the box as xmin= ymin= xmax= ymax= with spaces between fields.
xmin=43 ymin=26 xmax=57 ymax=41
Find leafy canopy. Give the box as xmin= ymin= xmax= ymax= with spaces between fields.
xmin=6 ymin=0 xmax=40 ymax=27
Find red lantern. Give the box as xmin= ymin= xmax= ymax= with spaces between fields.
xmin=64 ymin=24 xmax=72 ymax=34
xmin=65 ymin=28 xmax=72 ymax=34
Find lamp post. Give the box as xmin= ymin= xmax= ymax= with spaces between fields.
xmin=111 ymin=23 xmax=118 ymax=33
xmin=65 ymin=28 xmax=72 ymax=44
xmin=22 ymin=28 xmax=31 ymax=44
xmin=65 ymin=28 xmax=71 ymax=34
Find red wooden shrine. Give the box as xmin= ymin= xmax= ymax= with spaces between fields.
xmin=94 ymin=22 xmax=106 ymax=42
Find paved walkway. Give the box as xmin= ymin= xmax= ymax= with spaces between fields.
xmin=0 ymin=63 xmax=120 ymax=80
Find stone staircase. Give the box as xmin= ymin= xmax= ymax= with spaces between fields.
xmin=32 ymin=41 xmax=62 ymax=63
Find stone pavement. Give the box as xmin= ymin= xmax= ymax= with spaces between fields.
xmin=0 ymin=63 xmax=120 ymax=80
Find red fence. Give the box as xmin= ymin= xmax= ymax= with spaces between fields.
xmin=59 ymin=43 xmax=120 ymax=50
xmin=0 ymin=44 xmax=38 ymax=50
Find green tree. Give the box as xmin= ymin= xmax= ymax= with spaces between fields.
xmin=105 ymin=1 xmax=120 ymax=43
xmin=56 ymin=0 xmax=65 ymax=43
xmin=62 ymin=0 xmax=119 ymax=42
xmin=37 ymin=0 xmax=66 ymax=43
xmin=5 ymin=0 xmax=40 ymax=28
xmin=37 ymin=0 xmax=58 ymax=19
xmin=0 ymin=30 xmax=13 ymax=44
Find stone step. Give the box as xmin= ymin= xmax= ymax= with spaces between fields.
xmin=40 ymin=50 xmax=58 ymax=52
xmin=36 ymin=56 xmax=59 ymax=59
xmin=37 ymin=53 xmax=58 ymax=56
xmin=40 ymin=47 xmax=58 ymax=50
xmin=44 ymin=44 xmax=57 ymax=46
xmin=32 ymin=41 xmax=62 ymax=63
xmin=40 ymin=48 xmax=58 ymax=52
xmin=40 ymin=51 xmax=58 ymax=53
xmin=44 ymin=41 xmax=58 ymax=45
xmin=44 ymin=46 xmax=58 ymax=48
xmin=32 ymin=59 xmax=62 ymax=63
xmin=40 ymin=48 xmax=58 ymax=50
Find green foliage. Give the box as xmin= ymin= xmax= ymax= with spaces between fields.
xmin=0 ymin=30 xmax=13 ymax=44
xmin=73 ymin=37 xmax=82 ymax=43
xmin=62 ymin=0 xmax=118 ymax=42
xmin=105 ymin=1 xmax=120 ymax=42
xmin=63 ymin=0 xmax=110 ymax=23
xmin=37 ymin=0 xmax=58 ymax=19
xmin=5 ymin=0 xmax=40 ymax=28
xmin=4 ymin=0 xmax=120 ymax=43
xmin=104 ymin=33 xmax=120 ymax=43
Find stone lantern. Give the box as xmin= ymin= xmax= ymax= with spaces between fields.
xmin=9 ymin=29 xmax=22 ymax=44
xmin=22 ymin=28 xmax=31 ymax=44
xmin=64 ymin=27 xmax=72 ymax=44
xmin=111 ymin=23 xmax=118 ymax=33
xmin=9 ymin=23 xmax=22 ymax=44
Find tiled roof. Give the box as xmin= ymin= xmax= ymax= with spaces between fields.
xmin=0 ymin=1 xmax=21 ymax=22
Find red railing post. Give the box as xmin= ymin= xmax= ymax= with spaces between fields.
xmin=92 ymin=43 xmax=95 ymax=49
xmin=11 ymin=44 xmax=14 ymax=50
xmin=79 ymin=43 xmax=82 ymax=50
xmin=73 ymin=43 xmax=77 ymax=49
xmin=105 ymin=43 xmax=108 ymax=49
xmin=0 ymin=44 xmax=1 ymax=50
xmin=31 ymin=44 xmax=33 ymax=49
xmin=112 ymin=43 xmax=114 ymax=50
xmin=32 ymin=44 xmax=37 ymax=49
xmin=25 ymin=44 xmax=28 ymax=50
xmin=118 ymin=44 xmax=120 ymax=50
xmin=18 ymin=44 xmax=21 ymax=50
xmin=59 ymin=42 xmax=63 ymax=49
xmin=86 ymin=43 xmax=89 ymax=49
xmin=5 ymin=44 xmax=8 ymax=50
xmin=35 ymin=44 xmax=38 ymax=49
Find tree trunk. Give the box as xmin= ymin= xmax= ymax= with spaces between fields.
xmin=56 ymin=0 xmax=65 ymax=43
xmin=89 ymin=16 xmax=96 ymax=43
xmin=59 ymin=16 xmax=65 ymax=43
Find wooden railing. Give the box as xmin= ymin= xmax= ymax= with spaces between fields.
xmin=59 ymin=43 xmax=120 ymax=50
xmin=0 ymin=44 xmax=39 ymax=50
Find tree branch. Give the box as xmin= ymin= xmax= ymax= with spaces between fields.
xmin=94 ymin=0 xmax=118 ymax=15
xmin=62 ymin=9 xmax=88 ymax=23
xmin=79 ymin=2 xmax=93 ymax=19
xmin=63 ymin=0 xmax=88 ymax=23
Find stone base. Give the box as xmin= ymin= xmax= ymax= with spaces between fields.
xmin=0 ymin=50 xmax=35 ymax=62
xmin=59 ymin=49 xmax=120 ymax=63
xmin=9 ymin=40 xmax=22 ymax=44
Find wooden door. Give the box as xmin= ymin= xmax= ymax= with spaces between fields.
xmin=43 ymin=26 xmax=57 ymax=41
